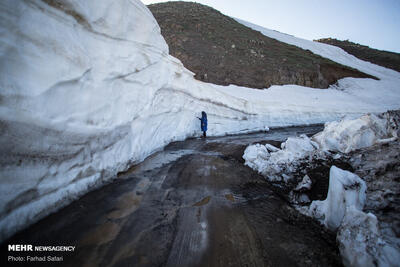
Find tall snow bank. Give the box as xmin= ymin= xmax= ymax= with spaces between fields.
xmin=0 ymin=0 xmax=176 ymax=241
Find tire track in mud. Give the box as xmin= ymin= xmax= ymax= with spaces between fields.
xmin=1 ymin=126 xmax=341 ymax=267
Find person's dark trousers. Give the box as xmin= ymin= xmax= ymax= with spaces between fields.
xmin=203 ymin=131 xmax=206 ymax=138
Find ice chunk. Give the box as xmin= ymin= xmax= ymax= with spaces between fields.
xmin=333 ymin=154 xmax=341 ymax=160
xmin=284 ymin=134 xmax=316 ymax=156
xmin=244 ymin=113 xmax=399 ymax=185
xmin=301 ymin=166 xmax=400 ymax=267
xmin=243 ymin=135 xmax=317 ymax=182
xmin=308 ymin=166 xmax=366 ymax=231
xmin=338 ymin=206 xmax=400 ymax=267
xmin=298 ymin=194 xmax=311 ymax=204
xmin=313 ymin=114 xmax=392 ymax=153
xmin=243 ymin=144 xmax=270 ymax=171
xmin=264 ymin=143 xmax=279 ymax=152
xmin=294 ymin=175 xmax=312 ymax=192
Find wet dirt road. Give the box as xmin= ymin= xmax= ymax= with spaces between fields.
xmin=3 ymin=126 xmax=342 ymax=267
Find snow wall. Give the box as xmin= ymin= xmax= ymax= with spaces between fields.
xmin=1 ymin=0 xmax=400 ymax=241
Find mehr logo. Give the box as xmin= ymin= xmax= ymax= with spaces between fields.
xmin=8 ymin=244 xmax=76 ymax=252
xmin=8 ymin=245 xmax=33 ymax=251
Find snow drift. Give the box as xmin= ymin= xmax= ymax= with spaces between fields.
xmin=1 ymin=0 xmax=400 ymax=241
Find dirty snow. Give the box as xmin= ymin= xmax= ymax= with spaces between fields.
xmin=307 ymin=166 xmax=367 ymax=231
xmin=294 ymin=175 xmax=312 ymax=192
xmin=1 ymin=0 xmax=400 ymax=242
xmin=243 ymin=113 xmax=398 ymax=182
xmin=314 ymin=113 xmax=397 ymax=153
xmin=243 ymin=134 xmax=319 ymax=181
xmin=338 ymin=206 xmax=400 ymax=267
xmin=297 ymin=165 xmax=400 ymax=267
xmin=243 ymin=111 xmax=400 ymax=266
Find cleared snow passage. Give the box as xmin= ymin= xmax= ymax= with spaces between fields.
xmin=0 ymin=0 xmax=400 ymax=242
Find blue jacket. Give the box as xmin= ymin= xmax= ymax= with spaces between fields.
xmin=199 ymin=112 xmax=207 ymax=131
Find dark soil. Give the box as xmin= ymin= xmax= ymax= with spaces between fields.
xmin=348 ymin=140 xmax=400 ymax=238
xmin=299 ymin=158 xmax=354 ymax=202
xmin=316 ymin=38 xmax=400 ymax=73
xmin=148 ymin=1 xmax=376 ymax=89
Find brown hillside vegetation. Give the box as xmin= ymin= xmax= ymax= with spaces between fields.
xmin=316 ymin=38 xmax=400 ymax=73
xmin=148 ymin=2 xmax=376 ymax=89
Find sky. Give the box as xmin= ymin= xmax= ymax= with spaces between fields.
xmin=141 ymin=0 xmax=400 ymax=53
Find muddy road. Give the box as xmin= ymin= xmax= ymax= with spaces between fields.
xmin=3 ymin=126 xmax=343 ymax=267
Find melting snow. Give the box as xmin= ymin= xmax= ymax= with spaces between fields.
xmin=243 ymin=113 xmax=398 ymax=182
xmin=0 ymin=0 xmax=400 ymax=242
xmin=307 ymin=166 xmax=367 ymax=231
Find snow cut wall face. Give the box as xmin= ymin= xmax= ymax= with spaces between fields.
xmin=0 ymin=0 xmax=179 ymax=242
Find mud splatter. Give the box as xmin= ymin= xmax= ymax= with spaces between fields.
xmin=80 ymin=222 xmax=121 ymax=246
xmin=196 ymin=208 xmax=202 ymax=223
xmin=107 ymin=192 xmax=142 ymax=219
xmin=193 ymin=196 xmax=211 ymax=206
xmin=224 ymin=193 xmax=235 ymax=202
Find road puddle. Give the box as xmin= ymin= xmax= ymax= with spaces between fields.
xmin=224 ymin=193 xmax=235 ymax=202
xmin=80 ymin=222 xmax=121 ymax=246
xmin=193 ymin=196 xmax=211 ymax=206
xmin=107 ymin=192 xmax=142 ymax=219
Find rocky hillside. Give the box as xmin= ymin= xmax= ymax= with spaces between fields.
xmin=148 ymin=2 xmax=375 ymax=89
xmin=317 ymin=38 xmax=400 ymax=73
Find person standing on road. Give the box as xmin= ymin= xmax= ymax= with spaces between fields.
xmin=197 ymin=111 xmax=208 ymax=138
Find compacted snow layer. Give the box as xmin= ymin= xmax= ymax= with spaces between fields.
xmin=1 ymin=0 xmax=400 ymax=241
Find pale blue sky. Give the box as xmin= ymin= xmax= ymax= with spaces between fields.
xmin=142 ymin=0 xmax=400 ymax=53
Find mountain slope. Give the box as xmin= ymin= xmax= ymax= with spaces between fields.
xmin=148 ymin=1 xmax=375 ymax=89
xmin=316 ymin=38 xmax=400 ymax=73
